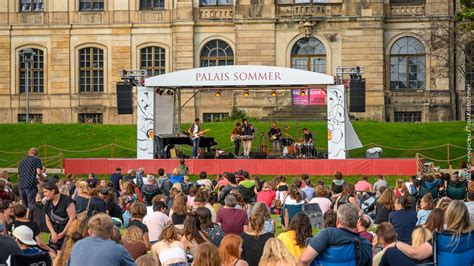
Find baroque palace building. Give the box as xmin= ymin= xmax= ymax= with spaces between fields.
xmin=0 ymin=0 xmax=472 ymax=124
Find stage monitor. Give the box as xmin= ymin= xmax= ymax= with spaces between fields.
xmin=116 ymin=82 xmax=133 ymax=114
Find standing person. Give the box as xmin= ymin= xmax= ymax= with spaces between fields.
xmin=68 ymin=213 xmax=135 ymax=266
xmin=18 ymin=147 xmax=42 ymax=208
xmin=43 ymin=181 xmax=76 ymax=251
xmin=267 ymin=122 xmax=281 ymax=152
xmin=240 ymin=118 xmax=255 ymax=158
xmin=177 ymin=159 xmax=189 ymax=176
xmin=109 ymin=167 xmax=123 ymax=197
xmin=188 ymin=118 xmax=202 ymax=159
xmin=231 ymin=122 xmax=242 ymax=158
xmin=240 ymin=211 xmax=274 ymax=266
xmin=388 ymin=196 xmax=417 ymax=244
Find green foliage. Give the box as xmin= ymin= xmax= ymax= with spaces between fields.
xmin=227 ymin=107 xmax=247 ymax=121
xmin=456 ymin=0 xmax=474 ymax=31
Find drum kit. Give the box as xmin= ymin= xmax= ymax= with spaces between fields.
xmin=280 ymin=134 xmax=317 ymax=159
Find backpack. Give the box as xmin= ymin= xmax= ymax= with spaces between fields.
xmin=219 ymin=185 xmax=233 ymax=205
xmin=158 ymin=178 xmax=172 ymax=196
xmin=238 ymin=185 xmax=256 ymax=203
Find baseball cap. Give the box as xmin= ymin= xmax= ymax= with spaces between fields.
xmin=12 ymin=225 xmax=37 ymax=246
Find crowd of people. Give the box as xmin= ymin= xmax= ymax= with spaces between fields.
xmin=0 ymin=148 xmax=473 ymax=266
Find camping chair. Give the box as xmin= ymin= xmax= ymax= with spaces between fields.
xmin=283 ymin=204 xmax=303 ymax=227
xmin=310 ymin=240 xmax=361 ymax=266
xmin=303 ymin=203 xmax=324 ymax=229
xmin=419 ymin=181 xmax=439 ymax=199
xmin=10 ymin=252 xmax=52 ymax=266
xmin=432 ymin=231 xmax=474 ymax=266
xmin=446 ymin=181 xmax=467 ymax=200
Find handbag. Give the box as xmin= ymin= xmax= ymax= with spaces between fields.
xmin=76 ymin=198 xmax=92 ymax=220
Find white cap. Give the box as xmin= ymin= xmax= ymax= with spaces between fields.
xmin=12 ymin=225 xmax=37 ymax=246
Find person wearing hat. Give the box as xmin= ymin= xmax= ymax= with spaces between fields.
xmin=12 ymin=225 xmax=44 ymax=255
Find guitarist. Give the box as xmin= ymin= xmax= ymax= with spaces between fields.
xmin=240 ymin=118 xmax=255 ymax=158
xmin=231 ymin=122 xmax=242 ymax=158
xmin=188 ymin=118 xmax=202 ymax=158
xmin=267 ymin=121 xmax=281 ymax=152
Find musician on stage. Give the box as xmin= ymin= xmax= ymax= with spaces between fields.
xmin=302 ymin=128 xmax=313 ymax=144
xmin=240 ymin=118 xmax=255 ymax=158
xmin=302 ymin=128 xmax=316 ymax=157
xmin=188 ymin=118 xmax=201 ymax=158
xmin=231 ymin=122 xmax=242 ymax=157
xmin=268 ymin=122 xmax=282 ymax=152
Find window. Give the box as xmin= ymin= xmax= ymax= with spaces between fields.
xmin=291 ymin=38 xmax=326 ymax=73
xmin=18 ymin=114 xmax=43 ymax=123
xmin=78 ymin=113 xmax=103 ymax=124
xmin=79 ymin=0 xmax=104 ymax=11
xmin=200 ymin=40 xmax=234 ymax=67
xmin=390 ymin=37 xmax=425 ymax=90
xmin=20 ymin=0 xmax=44 ymax=12
xmin=203 ymin=113 xmax=229 ymax=122
xmin=19 ymin=48 xmax=44 ymax=94
xmin=140 ymin=47 xmax=165 ymax=77
xmin=79 ymin=47 xmax=104 ymax=93
xmin=394 ymin=111 xmax=422 ymax=122
xmin=200 ymin=0 xmax=233 ymax=6
xmin=140 ymin=0 xmax=164 ymax=9
xmin=466 ymin=43 xmax=474 ymax=89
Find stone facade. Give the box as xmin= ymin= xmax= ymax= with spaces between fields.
xmin=0 ymin=0 xmax=468 ymax=124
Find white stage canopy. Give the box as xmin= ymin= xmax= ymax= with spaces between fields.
xmin=145 ymin=65 xmax=334 ymax=87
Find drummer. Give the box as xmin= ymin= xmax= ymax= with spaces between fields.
xmin=302 ymin=128 xmax=313 ymax=144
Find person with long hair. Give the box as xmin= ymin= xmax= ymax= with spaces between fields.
xmin=122 ymin=182 xmax=138 ymax=211
xmin=74 ymin=180 xmax=96 ymax=218
xmin=180 ymin=211 xmax=210 ymax=257
xmin=192 ymin=242 xmax=221 ymax=266
xmin=423 ymin=208 xmax=444 ymax=232
xmin=0 ymin=200 xmax=13 ymax=234
xmin=388 ymin=196 xmax=417 ymax=244
xmin=128 ymin=202 xmax=151 ymax=250
xmin=252 ymin=202 xmax=274 ymax=234
xmin=240 ymin=210 xmax=274 ymax=266
xmin=122 ymin=226 xmax=148 ymax=260
xmin=411 ymin=227 xmax=432 ymax=248
xmin=334 ymin=183 xmax=360 ymax=213
xmin=309 ymin=185 xmax=332 ymax=214
xmin=152 ymin=224 xmax=187 ymax=266
xmin=258 ymin=238 xmax=298 ymax=266
xmin=54 ymin=218 xmax=89 ymax=266
xmin=218 ymin=234 xmax=248 ymax=266
xmin=284 ymin=185 xmax=305 ymax=228
xmin=374 ymin=188 xmax=395 ymax=224
xmin=196 ymin=207 xmax=224 ymax=247
xmin=386 ymin=200 xmax=473 ymax=262
xmin=171 ymin=193 xmax=189 ymax=229
xmin=277 ymin=212 xmax=312 ymax=258
xmin=417 ymin=193 xmax=434 ymax=225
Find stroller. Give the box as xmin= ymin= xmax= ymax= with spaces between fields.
xmin=359 ymin=192 xmax=377 ymax=220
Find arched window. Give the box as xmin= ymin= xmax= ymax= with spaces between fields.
xmin=200 ymin=40 xmax=234 ymax=67
xmin=19 ymin=48 xmax=44 ymax=93
xmin=390 ymin=37 xmax=425 ymax=90
xmin=466 ymin=42 xmax=474 ymax=89
xmin=291 ymin=38 xmax=326 ymax=73
xmin=79 ymin=47 xmax=104 ymax=93
xmin=140 ymin=46 xmax=166 ymax=77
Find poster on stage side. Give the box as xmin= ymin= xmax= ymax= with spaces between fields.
xmin=137 ymin=86 xmax=155 ymax=159
xmin=327 ymin=85 xmax=346 ymax=159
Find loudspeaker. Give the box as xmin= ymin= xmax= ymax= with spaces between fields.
xmin=250 ymin=152 xmax=267 ymax=159
xmin=349 ymin=79 xmax=366 ymax=113
xmin=116 ymin=82 xmax=133 ymax=114
xmin=217 ymin=152 xmax=234 ymax=159
xmin=318 ymin=152 xmax=329 ymax=159
xmin=200 ymin=152 xmax=216 ymax=159
xmin=267 ymin=152 xmax=281 ymax=159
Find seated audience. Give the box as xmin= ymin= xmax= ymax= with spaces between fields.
xmin=252 ymin=202 xmax=274 ymax=234
xmin=218 ymin=234 xmax=249 ymax=266
xmin=373 ymin=222 xmax=397 ymax=266
xmin=193 ymin=242 xmax=221 ymax=266
xmin=196 ymin=206 xmax=225 ymax=247
xmin=135 ymin=254 xmax=156 ymax=266
xmin=323 ymin=209 xmax=337 ymax=228
xmin=466 ymin=182 xmax=474 ymax=222
xmin=417 ymin=193 xmax=434 ymax=225
xmin=128 ymin=202 xmax=151 ymax=250
xmin=334 ymin=183 xmax=360 ymax=214
xmin=151 ymin=224 xmax=187 ymax=266
xmin=256 ymin=182 xmax=276 ymax=208
xmin=374 ymin=189 xmax=395 ymax=224
xmin=373 ymin=175 xmax=388 ymax=197
xmin=389 ymin=196 xmax=417 ymax=244
xmin=68 ymin=213 xmax=135 ymax=266
xmin=278 ymin=212 xmax=312 ymax=258
xmin=54 ymin=218 xmax=88 ymax=266
xmin=0 ymin=224 xmax=21 ymax=265
xmin=241 ymin=210 xmax=274 ymax=266
xmin=180 ymin=212 xmax=210 ymax=257
xmin=284 ymin=185 xmax=305 ymax=228
xmin=309 ymin=185 xmax=332 ymax=214
xmin=357 ymin=214 xmax=373 ymax=243
xmin=423 ymin=207 xmax=444 ymax=232
xmin=355 ymin=176 xmax=373 ymax=193
xmin=122 ymin=226 xmax=148 ymax=260
xmin=193 ymin=192 xmax=217 ymax=223
xmin=170 ymin=193 xmax=188 ymax=229
xmin=216 ymin=194 xmax=248 ymax=235
xmin=141 ymin=175 xmax=161 ymax=205
xmin=74 ymin=180 xmax=96 ymax=218
xmin=259 ymin=238 xmax=298 ymax=266
xmin=331 ymin=171 xmax=345 ymax=195
xmin=300 ymin=204 xmax=372 ymax=266
xmin=143 ymin=201 xmax=170 ymax=244
xmin=12 ymin=226 xmax=45 ymax=255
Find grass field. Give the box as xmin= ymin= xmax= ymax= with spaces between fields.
xmin=0 ymin=121 xmax=468 ymax=170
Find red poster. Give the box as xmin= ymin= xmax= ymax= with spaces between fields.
xmin=292 ymin=88 xmax=326 ymax=106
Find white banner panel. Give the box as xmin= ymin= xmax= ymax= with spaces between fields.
xmin=137 ymin=87 xmax=155 ymax=159
xmin=145 ymin=65 xmax=334 ymax=87
xmin=327 ymin=85 xmax=346 ymax=159
xmin=155 ymin=94 xmax=175 ymax=135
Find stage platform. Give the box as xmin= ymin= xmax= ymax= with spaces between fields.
xmin=64 ymin=158 xmax=418 ymax=176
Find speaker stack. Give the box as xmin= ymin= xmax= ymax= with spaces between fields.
xmin=116 ymin=82 xmax=134 ymax=114
xmin=349 ymin=79 xmax=366 ymax=113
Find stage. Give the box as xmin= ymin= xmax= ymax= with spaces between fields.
xmin=64 ymin=158 xmax=418 ymax=176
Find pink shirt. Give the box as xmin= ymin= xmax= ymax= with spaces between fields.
xmin=143 ymin=211 xmax=170 ymax=242
xmin=355 ymin=180 xmax=372 ymax=192
xmin=309 ymin=197 xmax=332 ymax=214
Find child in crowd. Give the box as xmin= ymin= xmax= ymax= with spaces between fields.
xmin=417 ymin=193 xmax=434 ymax=225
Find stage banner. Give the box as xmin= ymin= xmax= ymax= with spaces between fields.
xmin=292 ymin=88 xmax=326 ymax=106
xmin=137 ymin=86 xmax=155 ymax=159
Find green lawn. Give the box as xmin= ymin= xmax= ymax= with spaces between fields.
xmin=0 ymin=121 xmax=468 ymax=170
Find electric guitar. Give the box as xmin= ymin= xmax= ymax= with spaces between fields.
xmin=190 ymin=128 xmax=210 ymax=140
